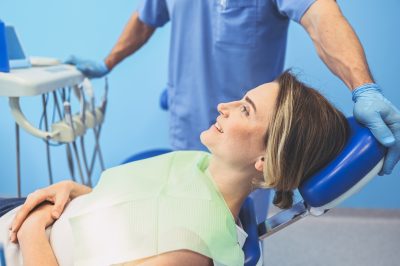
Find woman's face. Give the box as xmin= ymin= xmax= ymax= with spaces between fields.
xmin=201 ymin=82 xmax=279 ymax=166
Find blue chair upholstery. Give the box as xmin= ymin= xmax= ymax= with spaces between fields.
xmin=159 ymin=89 xmax=169 ymax=111
xmin=299 ymin=117 xmax=385 ymax=207
xmin=239 ymin=197 xmax=261 ymax=266
xmin=121 ymin=148 xmax=172 ymax=164
xmin=0 ymin=245 xmax=5 ymax=266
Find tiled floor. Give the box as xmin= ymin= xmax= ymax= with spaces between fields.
xmin=262 ymin=208 xmax=400 ymax=266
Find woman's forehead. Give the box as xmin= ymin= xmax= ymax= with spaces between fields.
xmin=247 ymin=82 xmax=279 ymax=112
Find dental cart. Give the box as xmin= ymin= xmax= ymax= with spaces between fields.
xmin=0 ymin=21 xmax=107 ymax=196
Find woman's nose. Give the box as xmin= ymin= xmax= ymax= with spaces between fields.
xmin=217 ymin=102 xmax=229 ymax=117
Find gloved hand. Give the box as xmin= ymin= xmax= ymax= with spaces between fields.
xmin=65 ymin=55 xmax=109 ymax=78
xmin=353 ymin=83 xmax=400 ymax=175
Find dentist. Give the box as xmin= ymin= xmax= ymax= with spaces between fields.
xmin=66 ymin=0 xmax=400 ymax=174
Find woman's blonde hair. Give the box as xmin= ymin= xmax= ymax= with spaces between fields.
xmin=256 ymin=70 xmax=350 ymax=209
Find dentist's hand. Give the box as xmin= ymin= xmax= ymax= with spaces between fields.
xmin=65 ymin=55 xmax=109 ymax=78
xmin=353 ymin=83 xmax=400 ymax=175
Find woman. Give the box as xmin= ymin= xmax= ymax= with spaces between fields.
xmin=0 ymin=71 xmax=350 ymax=266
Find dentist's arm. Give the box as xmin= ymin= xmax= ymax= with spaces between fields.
xmin=301 ymin=0 xmax=400 ymax=174
xmin=104 ymin=11 xmax=155 ymax=70
xmin=300 ymin=0 xmax=372 ymax=89
xmin=66 ymin=11 xmax=155 ymax=78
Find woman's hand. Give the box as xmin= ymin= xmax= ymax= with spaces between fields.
xmin=9 ymin=180 xmax=92 ymax=242
xmin=15 ymin=203 xmax=56 ymax=242
xmin=16 ymin=203 xmax=60 ymax=266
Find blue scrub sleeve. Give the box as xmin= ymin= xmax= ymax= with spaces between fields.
xmin=137 ymin=0 xmax=170 ymax=28
xmin=273 ymin=0 xmax=316 ymax=23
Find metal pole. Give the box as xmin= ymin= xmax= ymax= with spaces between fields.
xmin=15 ymin=123 xmax=21 ymax=197
xmin=42 ymin=94 xmax=53 ymax=184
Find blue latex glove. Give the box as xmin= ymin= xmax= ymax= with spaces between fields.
xmin=64 ymin=55 xmax=109 ymax=78
xmin=353 ymin=83 xmax=400 ymax=175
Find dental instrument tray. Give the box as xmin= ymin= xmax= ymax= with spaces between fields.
xmin=0 ymin=64 xmax=83 ymax=97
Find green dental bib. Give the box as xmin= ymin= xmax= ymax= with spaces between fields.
xmin=69 ymin=151 xmax=244 ymax=266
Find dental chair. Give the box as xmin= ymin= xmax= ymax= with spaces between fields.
xmin=0 ymin=115 xmax=386 ymax=265
xmin=122 ymin=116 xmax=385 ymax=266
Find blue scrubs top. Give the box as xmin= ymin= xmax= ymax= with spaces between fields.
xmin=138 ymin=0 xmax=316 ymax=151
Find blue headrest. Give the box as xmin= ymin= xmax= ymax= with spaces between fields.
xmin=299 ymin=117 xmax=386 ymax=208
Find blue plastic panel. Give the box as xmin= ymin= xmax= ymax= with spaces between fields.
xmin=239 ymin=197 xmax=261 ymax=266
xmin=0 ymin=244 xmax=6 ymax=266
xmin=5 ymin=26 xmax=31 ymax=69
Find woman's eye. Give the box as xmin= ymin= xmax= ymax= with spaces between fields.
xmin=240 ymin=105 xmax=250 ymax=116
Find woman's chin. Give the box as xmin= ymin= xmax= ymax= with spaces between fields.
xmin=200 ymin=130 xmax=207 ymax=145
xmin=200 ymin=130 xmax=211 ymax=149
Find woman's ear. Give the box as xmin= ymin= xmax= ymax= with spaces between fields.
xmin=254 ymin=157 xmax=264 ymax=172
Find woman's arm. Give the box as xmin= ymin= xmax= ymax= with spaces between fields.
xmin=17 ymin=203 xmax=58 ymax=266
xmin=116 ymin=250 xmax=213 ymax=266
xmin=10 ymin=180 xmax=92 ymax=242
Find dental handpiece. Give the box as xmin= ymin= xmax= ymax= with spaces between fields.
xmin=77 ymin=86 xmax=92 ymax=182
xmin=64 ymin=102 xmax=72 ymax=125
xmin=53 ymin=91 xmax=76 ymax=181
xmin=101 ymin=77 xmax=109 ymax=113
xmin=83 ymin=80 xmax=106 ymax=175
xmin=64 ymin=101 xmax=86 ymax=185
xmin=79 ymin=85 xmax=86 ymax=123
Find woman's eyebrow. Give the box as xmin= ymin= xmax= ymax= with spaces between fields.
xmin=245 ymin=96 xmax=257 ymax=113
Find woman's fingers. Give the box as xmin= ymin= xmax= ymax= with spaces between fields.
xmin=51 ymin=191 xmax=71 ymax=219
xmin=42 ymin=204 xmax=58 ymax=228
xmin=10 ymin=189 xmax=53 ymax=234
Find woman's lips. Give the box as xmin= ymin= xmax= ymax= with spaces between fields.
xmin=215 ymin=121 xmax=223 ymax=133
